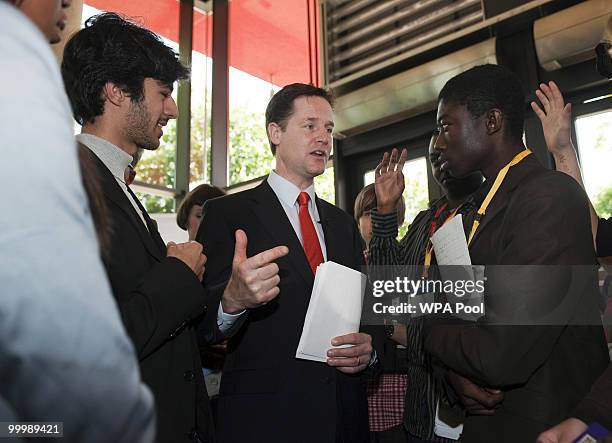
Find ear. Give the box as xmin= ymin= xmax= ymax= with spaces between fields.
xmin=102 ymin=82 xmax=128 ymax=108
xmin=268 ymin=122 xmax=283 ymax=146
xmin=486 ymin=109 xmax=503 ymax=135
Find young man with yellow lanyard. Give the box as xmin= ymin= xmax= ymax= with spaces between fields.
xmin=379 ymin=64 xmax=609 ymax=443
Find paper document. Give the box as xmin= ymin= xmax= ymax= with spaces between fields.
xmin=430 ymin=214 xmax=471 ymax=265
xmin=434 ymin=400 xmax=463 ymax=440
xmin=296 ymin=261 xmax=366 ymax=362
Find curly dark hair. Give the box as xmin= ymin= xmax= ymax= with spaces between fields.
xmin=438 ymin=64 xmax=525 ymax=142
xmin=61 ymin=12 xmax=189 ymax=125
xmin=265 ymin=83 xmax=333 ymax=155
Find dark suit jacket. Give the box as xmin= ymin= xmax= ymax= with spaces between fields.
xmin=196 ymin=180 xmax=369 ymax=443
xmin=83 ymin=146 xmax=216 ymax=443
xmin=424 ymin=155 xmax=609 ymax=442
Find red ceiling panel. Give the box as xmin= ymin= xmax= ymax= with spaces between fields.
xmin=84 ymin=0 xmax=319 ymax=87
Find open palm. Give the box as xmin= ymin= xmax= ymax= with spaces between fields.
xmin=531 ymin=81 xmax=572 ymax=155
xmin=374 ymin=148 xmax=408 ymax=214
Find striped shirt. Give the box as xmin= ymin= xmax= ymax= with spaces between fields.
xmin=368 ymin=194 xmax=481 ymax=441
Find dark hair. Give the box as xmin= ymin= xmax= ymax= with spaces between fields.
xmin=61 ymin=12 xmax=189 ymax=125
xmin=354 ymin=183 xmax=406 ymax=226
xmin=438 ymin=64 xmax=525 ymax=142
xmin=176 ymin=184 xmax=225 ymax=230
xmin=265 ymin=83 xmax=334 ymax=155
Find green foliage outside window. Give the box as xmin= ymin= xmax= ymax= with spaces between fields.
xmin=595 ymin=186 xmax=612 ymax=219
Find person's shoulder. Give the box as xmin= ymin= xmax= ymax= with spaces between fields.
xmin=523 ymin=164 xmax=585 ymax=197
xmin=514 ymin=163 xmax=590 ymax=215
xmin=317 ymin=196 xmax=355 ymax=224
xmin=203 ymin=185 xmax=259 ymax=211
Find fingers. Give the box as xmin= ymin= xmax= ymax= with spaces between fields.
xmin=548 ymin=81 xmax=564 ymax=105
xmin=530 ymin=101 xmax=546 ymax=121
xmin=331 ymin=332 xmax=371 ymax=346
xmin=251 ymin=245 xmax=289 ymax=269
xmin=376 ymin=152 xmax=390 ymax=176
xmin=397 ymin=148 xmax=408 ymax=171
xmin=327 ymin=342 xmax=371 ymax=359
xmin=257 ymin=274 xmax=281 ymax=295
xmin=536 ymin=435 xmax=555 ymax=443
xmin=535 ymin=88 xmax=551 ymax=113
xmin=535 ymin=81 xmax=566 ymax=114
xmin=233 ymin=229 xmax=248 ymax=264
xmin=389 ymin=148 xmax=399 ymax=167
xmin=256 ymin=262 xmax=280 ymax=280
xmin=327 ymin=333 xmax=372 ymax=370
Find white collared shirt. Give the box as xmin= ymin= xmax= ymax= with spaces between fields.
xmin=76 ymin=133 xmax=148 ymax=230
xmin=267 ymin=170 xmax=328 ymax=261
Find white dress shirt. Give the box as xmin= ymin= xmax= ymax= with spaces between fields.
xmin=267 ymin=170 xmax=328 ymax=261
xmin=76 ymin=133 xmax=148 ymax=229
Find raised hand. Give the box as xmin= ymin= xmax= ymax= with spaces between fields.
xmin=326 ymin=332 xmax=373 ymax=374
xmin=374 ymin=148 xmax=408 ymax=214
xmin=167 ymin=241 xmax=207 ymax=281
xmin=530 ymin=81 xmax=573 ymax=155
xmin=221 ymin=229 xmax=289 ymax=314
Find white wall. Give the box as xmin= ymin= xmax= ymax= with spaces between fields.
xmin=150 ymin=213 xmax=189 ymax=244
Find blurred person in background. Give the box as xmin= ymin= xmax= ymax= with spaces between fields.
xmin=177 ymin=184 xmax=226 ymax=241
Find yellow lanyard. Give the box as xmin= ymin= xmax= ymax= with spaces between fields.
xmin=467 ymin=149 xmax=532 ymax=246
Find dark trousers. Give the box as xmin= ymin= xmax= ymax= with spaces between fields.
xmin=370 ymin=425 xmax=409 ymax=443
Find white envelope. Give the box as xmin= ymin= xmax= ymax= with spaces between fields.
xmin=296 ymin=261 xmax=366 ymax=362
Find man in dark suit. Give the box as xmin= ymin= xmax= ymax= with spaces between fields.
xmin=379 ymin=64 xmax=609 ymax=443
xmin=197 ymin=83 xmax=374 ymax=443
xmin=61 ymin=13 xmax=286 ymax=443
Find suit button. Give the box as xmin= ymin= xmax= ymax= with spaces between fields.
xmin=184 ymin=370 xmax=195 ymax=381
xmin=324 ymin=377 xmax=333 ymax=384
xmin=187 ymin=429 xmax=197 ymax=440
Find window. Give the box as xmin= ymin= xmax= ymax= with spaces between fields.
xmin=575 ymin=109 xmax=612 ymax=217
xmin=189 ymin=6 xmax=213 ymax=186
xmin=227 ymin=0 xmax=320 ymax=185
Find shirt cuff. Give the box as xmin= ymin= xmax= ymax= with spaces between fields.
xmin=371 ymin=209 xmax=399 ymax=238
xmin=368 ymin=350 xmax=378 ymax=367
xmin=217 ymin=304 xmax=246 ymax=334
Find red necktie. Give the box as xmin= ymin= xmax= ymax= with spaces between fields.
xmin=297 ymin=192 xmax=324 ymax=274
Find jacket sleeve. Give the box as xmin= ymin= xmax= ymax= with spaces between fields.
xmin=107 ymin=256 xmax=208 ymax=359
xmin=597 ymin=217 xmax=612 ymax=257
xmin=195 ymin=198 xmax=240 ymax=344
xmin=425 ymin=173 xmax=600 ymax=387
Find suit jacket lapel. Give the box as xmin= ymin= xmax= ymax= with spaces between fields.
xmin=83 ymin=145 xmax=163 ymax=261
xmin=250 ymin=181 xmax=314 ymax=288
xmin=125 ymin=185 xmax=166 ymax=255
xmin=315 ymin=196 xmax=342 ymax=264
